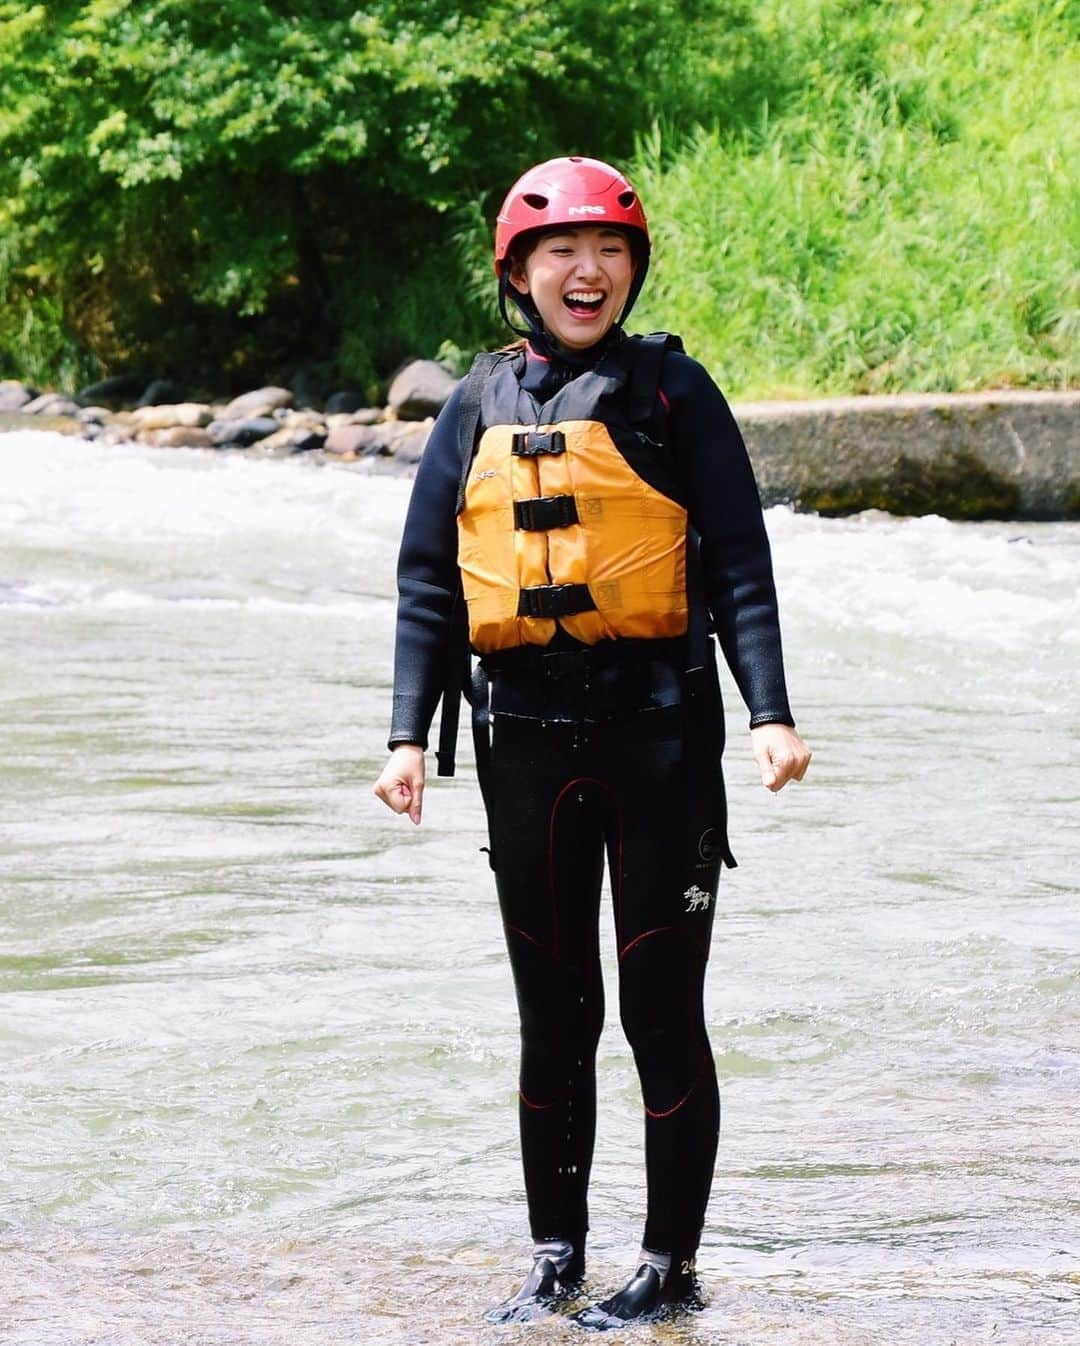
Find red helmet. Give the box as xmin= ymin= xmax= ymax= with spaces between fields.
xmin=494 ymin=156 xmax=650 ymax=275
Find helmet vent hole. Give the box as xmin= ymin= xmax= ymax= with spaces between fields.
xmin=618 ymin=190 xmax=636 ymax=208
xmin=523 ymin=193 xmax=549 ymax=210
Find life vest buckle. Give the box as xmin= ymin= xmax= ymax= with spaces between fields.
xmin=514 ymin=494 xmax=580 ymax=531
xmin=511 ymin=429 xmax=566 ymax=457
xmin=517 ymin=583 xmax=595 ymax=619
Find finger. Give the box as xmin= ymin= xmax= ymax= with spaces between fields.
xmin=770 ymin=753 xmax=800 ymax=791
xmin=754 ymin=749 xmax=778 ymax=790
xmin=408 ymin=780 xmax=424 ymax=825
xmin=374 ymin=778 xmax=409 ymax=814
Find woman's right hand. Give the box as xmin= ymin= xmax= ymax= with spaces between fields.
xmin=373 ymin=744 xmax=426 ymax=825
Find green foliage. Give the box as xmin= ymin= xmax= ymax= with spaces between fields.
xmin=630 ymin=0 xmax=1080 ymax=396
xmin=0 ymin=0 xmax=1076 ymax=397
xmin=0 ymin=0 xmax=752 ymax=390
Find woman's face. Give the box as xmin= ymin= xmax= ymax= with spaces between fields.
xmin=509 ymin=227 xmax=634 ymax=351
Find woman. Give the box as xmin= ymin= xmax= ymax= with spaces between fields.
xmin=374 ymin=156 xmax=811 ymax=1329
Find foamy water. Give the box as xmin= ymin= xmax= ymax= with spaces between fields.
xmin=2 ymin=431 xmax=1078 ymax=1344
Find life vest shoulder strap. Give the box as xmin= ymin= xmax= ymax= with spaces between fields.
xmin=440 ymin=347 xmax=521 ymax=777
xmin=626 ymin=331 xmax=684 ymax=426
xmin=454 ymin=349 xmax=522 ymax=514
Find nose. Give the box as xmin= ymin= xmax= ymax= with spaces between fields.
xmin=574 ymin=247 xmax=603 ymax=280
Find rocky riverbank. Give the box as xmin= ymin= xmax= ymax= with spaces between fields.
xmin=0 ymin=360 xmax=458 ymax=473
xmin=2 ymin=370 xmax=1077 ymax=519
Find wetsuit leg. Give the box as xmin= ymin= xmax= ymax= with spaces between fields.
xmin=602 ymin=710 xmax=722 ymax=1264
xmin=488 ymin=717 xmax=607 ymax=1247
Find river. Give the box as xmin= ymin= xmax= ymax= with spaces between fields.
xmin=1 ymin=431 xmax=1077 ymax=1344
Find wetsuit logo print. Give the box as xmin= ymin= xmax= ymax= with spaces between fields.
xmin=684 ymin=885 xmax=712 ymax=912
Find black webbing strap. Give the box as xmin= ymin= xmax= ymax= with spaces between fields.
xmin=513 ymin=494 xmax=579 ymax=531
xmin=440 ymin=349 xmax=509 ymax=773
xmin=454 ymin=351 xmax=509 ymax=514
xmin=469 ymin=662 xmax=498 ymax=869
xmin=685 ymin=526 xmax=709 ymax=673
xmin=517 ymin=583 xmax=595 ymax=619
xmin=434 ymin=589 xmax=467 ymax=777
xmin=627 ymin=331 xmax=683 ymax=426
xmin=511 ymin=429 xmax=566 ymax=457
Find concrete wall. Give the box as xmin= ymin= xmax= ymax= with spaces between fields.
xmin=734 ymin=390 xmax=1079 ymax=519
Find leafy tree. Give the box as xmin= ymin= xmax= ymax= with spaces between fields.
xmin=0 ymin=0 xmax=752 ymax=391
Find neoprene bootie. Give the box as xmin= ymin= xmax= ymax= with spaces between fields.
xmin=573 ymin=1254 xmax=703 ymax=1331
xmin=484 ymin=1240 xmax=586 ymax=1324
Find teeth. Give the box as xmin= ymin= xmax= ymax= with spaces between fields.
xmin=565 ymin=290 xmax=604 ymax=303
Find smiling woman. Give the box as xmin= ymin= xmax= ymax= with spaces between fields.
xmin=374 ymin=154 xmax=811 ymax=1331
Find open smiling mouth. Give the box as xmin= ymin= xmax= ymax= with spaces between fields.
xmin=563 ymin=289 xmax=606 ymax=317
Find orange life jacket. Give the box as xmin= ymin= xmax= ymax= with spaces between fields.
xmin=457 ymin=339 xmax=688 ymax=655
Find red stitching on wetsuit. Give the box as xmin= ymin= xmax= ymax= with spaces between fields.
xmin=519 ymin=1086 xmax=553 ymax=1111
xmin=505 ymin=921 xmax=545 ymax=951
xmin=658 ymin=387 xmax=671 ymax=412
xmin=548 ymin=776 xmax=606 ymax=961
xmin=644 ymin=1047 xmax=709 ymax=1119
xmin=618 ymin=924 xmax=674 ymax=961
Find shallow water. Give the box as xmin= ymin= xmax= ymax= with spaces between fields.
xmin=1 ymin=432 xmax=1078 ymax=1344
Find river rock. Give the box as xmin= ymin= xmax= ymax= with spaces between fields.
xmin=135 ymin=378 xmax=190 ymax=408
xmin=325 ymin=424 xmax=381 ymax=457
xmin=23 ymin=393 xmax=82 ymax=417
xmin=387 ymin=419 xmax=432 ymax=463
xmin=281 ymin=408 xmax=328 ymax=430
xmin=387 ymin=360 xmax=458 ymax=420
xmin=207 ymin=416 xmax=278 ymax=448
xmin=289 ymin=368 xmax=328 ymax=410
xmin=0 ymin=381 xmax=35 ymax=411
xmin=130 ymin=402 xmax=213 ymax=432
xmin=139 ymin=426 xmax=214 ymax=449
xmin=76 ymin=406 xmax=111 ymax=424
xmin=255 ymin=424 xmax=327 ymax=454
xmin=324 ymin=391 xmax=369 ymax=416
xmin=222 ymin=386 xmax=293 ymax=419
xmin=75 ymin=373 xmax=148 ymax=407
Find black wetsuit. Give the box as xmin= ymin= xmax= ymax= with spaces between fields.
xmin=388 ymin=332 xmax=794 ymax=1264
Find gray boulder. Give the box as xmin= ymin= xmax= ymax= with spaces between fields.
xmin=387 ymin=419 xmax=433 ymax=463
xmin=0 ymin=381 xmax=35 ymax=411
xmin=136 ymin=378 xmax=190 ymax=408
xmin=387 ymin=360 xmax=458 ymax=420
xmin=23 ymin=393 xmax=82 ymax=417
xmin=324 ymin=390 xmax=369 ymax=415
xmin=255 ymin=424 xmax=327 ymax=454
xmin=325 ymin=424 xmax=381 ymax=457
xmin=207 ymin=416 xmax=279 ymax=448
xmin=222 ymin=386 xmax=293 ymax=419
xmin=75 ymin=373 xmax=148 ymax=407
xmin=130 ymin=402 xmax=213 ymax=432
xmin=139 ymin=426 xmax=215 ymax=449
xmin=289 ymin=368 xmax=328 ymax=410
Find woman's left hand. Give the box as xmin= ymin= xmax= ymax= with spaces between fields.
xmin=751 ymin=723 xmax=812 ymax=792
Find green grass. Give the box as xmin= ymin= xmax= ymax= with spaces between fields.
xmin=627 ymin=0 xmax=1080 ymax=398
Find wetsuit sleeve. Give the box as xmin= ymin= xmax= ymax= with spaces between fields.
xmin=387 ymin=384 xmax=466 ymax=750
xmin=663 ymin=353 xmax=796 ymax=729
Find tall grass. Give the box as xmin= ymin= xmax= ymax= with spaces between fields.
xmin=628 ymin=0 xmax=1079 ymax=397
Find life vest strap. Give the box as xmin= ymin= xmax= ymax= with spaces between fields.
xmin=517 ymin=583 xmax=595 ymax=619
xmin=511 ymin=429 xmax=566 ymax=457
xmin=513 ymin=494 xmax=580 ymax=531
